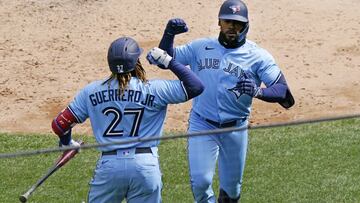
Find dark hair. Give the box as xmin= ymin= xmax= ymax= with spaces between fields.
xmin=103 ymin=59 xmax=147 ymax=95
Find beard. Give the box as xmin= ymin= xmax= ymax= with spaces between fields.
xmin=218 ymin=31 xmax=245 ymax=49
xmin=224 ymin=30 xmax=239 ymax=42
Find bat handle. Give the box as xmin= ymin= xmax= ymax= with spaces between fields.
xmin=19 ymin=194 xmax=28 ymax=203
xmin=19 ymin=186 xmax=35 ymax=203
xmin=19 ymin=168 xmax=52 ymax=203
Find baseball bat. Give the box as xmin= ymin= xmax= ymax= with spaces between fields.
xmin=19 ymin=141 xmax=83 ymax=203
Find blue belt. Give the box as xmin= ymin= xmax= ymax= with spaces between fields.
xmin=102 ymin=147 xmax=152 ymax=156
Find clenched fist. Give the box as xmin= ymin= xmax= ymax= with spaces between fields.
xmin=165 ymin=18 xmax=188 ymax=36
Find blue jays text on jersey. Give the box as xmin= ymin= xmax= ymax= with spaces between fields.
xmin=197 ymin=58 xmax=246 ymax=80
xmin=89 ymin=88 xmax=155 ymax=107
xmin=174 ymin=37 xmax=281 ymax=122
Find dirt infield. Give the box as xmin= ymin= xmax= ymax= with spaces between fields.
xmin=1 ymin=0 xmax=359 ymax=135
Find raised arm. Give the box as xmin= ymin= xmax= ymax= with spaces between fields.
xmin=159 ymin=18 xmax=188 ymax=57
xmin=146 ymin=47 xmax=204 ymax=100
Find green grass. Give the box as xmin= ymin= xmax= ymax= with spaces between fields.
xmin=0 ymin=118 xmax=359 ymax=203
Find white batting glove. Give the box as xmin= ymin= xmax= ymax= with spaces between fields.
xmin=69 ymin=139 xmax=81 ymax=147
xmin=146 ymin=47 xmax=172 ymax=68
xmin=61 ymin=139 xmax=81 ymax=152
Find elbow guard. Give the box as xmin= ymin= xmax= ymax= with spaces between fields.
xmin=51 ymin=107 xmax=78 ymax=137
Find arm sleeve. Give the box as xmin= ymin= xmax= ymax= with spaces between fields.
xmin=168 ymin=60 xmax=204 ymax=99
xmin=258 ymin=73 xmax=288 ymax=102
xmin=257 ymin=73 xmax=295 ymax=108
xmin=159 ymin=33 xmax=175 ymax=56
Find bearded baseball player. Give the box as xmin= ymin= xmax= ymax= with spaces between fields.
xmin=51 ymin=37 xmax=204 ymax=203
xmin=157 ymin=0 xmax=295 ymax=202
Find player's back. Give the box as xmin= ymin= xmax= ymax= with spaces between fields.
xmin=69 ymin=76 xmax=187 ymax=151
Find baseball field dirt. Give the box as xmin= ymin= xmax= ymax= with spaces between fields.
xmin=1 ymin=0 xmax=359 ymax=135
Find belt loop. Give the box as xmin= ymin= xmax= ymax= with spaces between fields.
xmin=151 ymin=147 xmax=158 ymax=156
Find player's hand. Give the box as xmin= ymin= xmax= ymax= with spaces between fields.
xmin=165 ymin=18 xmax=188 ymax=36
xmin=237 ymin=79 xmax=262 ymax=98
xmin=146 ymin=47 xmax=173 ymax=69
xmin=59 ymin=139 xmax=81 ymax=152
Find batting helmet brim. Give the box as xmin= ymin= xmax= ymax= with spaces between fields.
xmin=219 ymin=15 xmax=248 ymax=23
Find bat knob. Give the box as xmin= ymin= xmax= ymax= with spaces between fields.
xmin=19 ymin=195 xmax=28 ymax=203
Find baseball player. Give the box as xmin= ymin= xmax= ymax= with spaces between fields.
xmin=51 ymin=37 xmax=204 ymax=203
xmin=157 ymin=0 xmax=295 ymax=202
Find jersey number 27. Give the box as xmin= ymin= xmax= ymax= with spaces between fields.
xmin=102 ymin=107 xmax=144 ymax=137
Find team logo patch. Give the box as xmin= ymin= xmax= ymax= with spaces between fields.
xmin=229 ymin=5 xmax=241 ymax=13
xmin=228 ymin=86 xmax=242 ymax=99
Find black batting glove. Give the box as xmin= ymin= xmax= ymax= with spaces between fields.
xmin=237 ymin=79 xmax=262 ymax=98
xmin=165 ymin=18 xmax=189 ymax=36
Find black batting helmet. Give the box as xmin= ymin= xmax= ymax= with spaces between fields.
xmin=107 ymin=37 xmax=143 ymax=74
xmin=218 ymin=0 xmax=249 ymax=43
xmin=218 ymin=0 xmax=248 ymax=23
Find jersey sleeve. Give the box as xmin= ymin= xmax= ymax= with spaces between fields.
xmin=256 ymin=49 xmax=281 ymax=87
xmin=174 ymin=42 xmax=195 ymax=66
xmin=151 ymin=80 xmax=188 ymax=106
xmin=68 ymin=87 xmax=89 ymax=123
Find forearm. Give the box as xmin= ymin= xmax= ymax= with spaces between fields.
xmin=159 ymin=33 xmax=175 ymax=56
xmin=257 ymin=83 xmax=288 ymax=102
xmin=168 ymin=60 xmax=204 ymax=99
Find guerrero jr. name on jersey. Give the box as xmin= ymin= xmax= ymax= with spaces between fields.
xmin=89 ymin=89 xmax=155 ymax=107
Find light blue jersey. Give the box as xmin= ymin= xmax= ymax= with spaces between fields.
xmin=175 ymin=38 xmax=281 ymax=122
xmin=68 ymin=77 xmax=187 ymax=151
